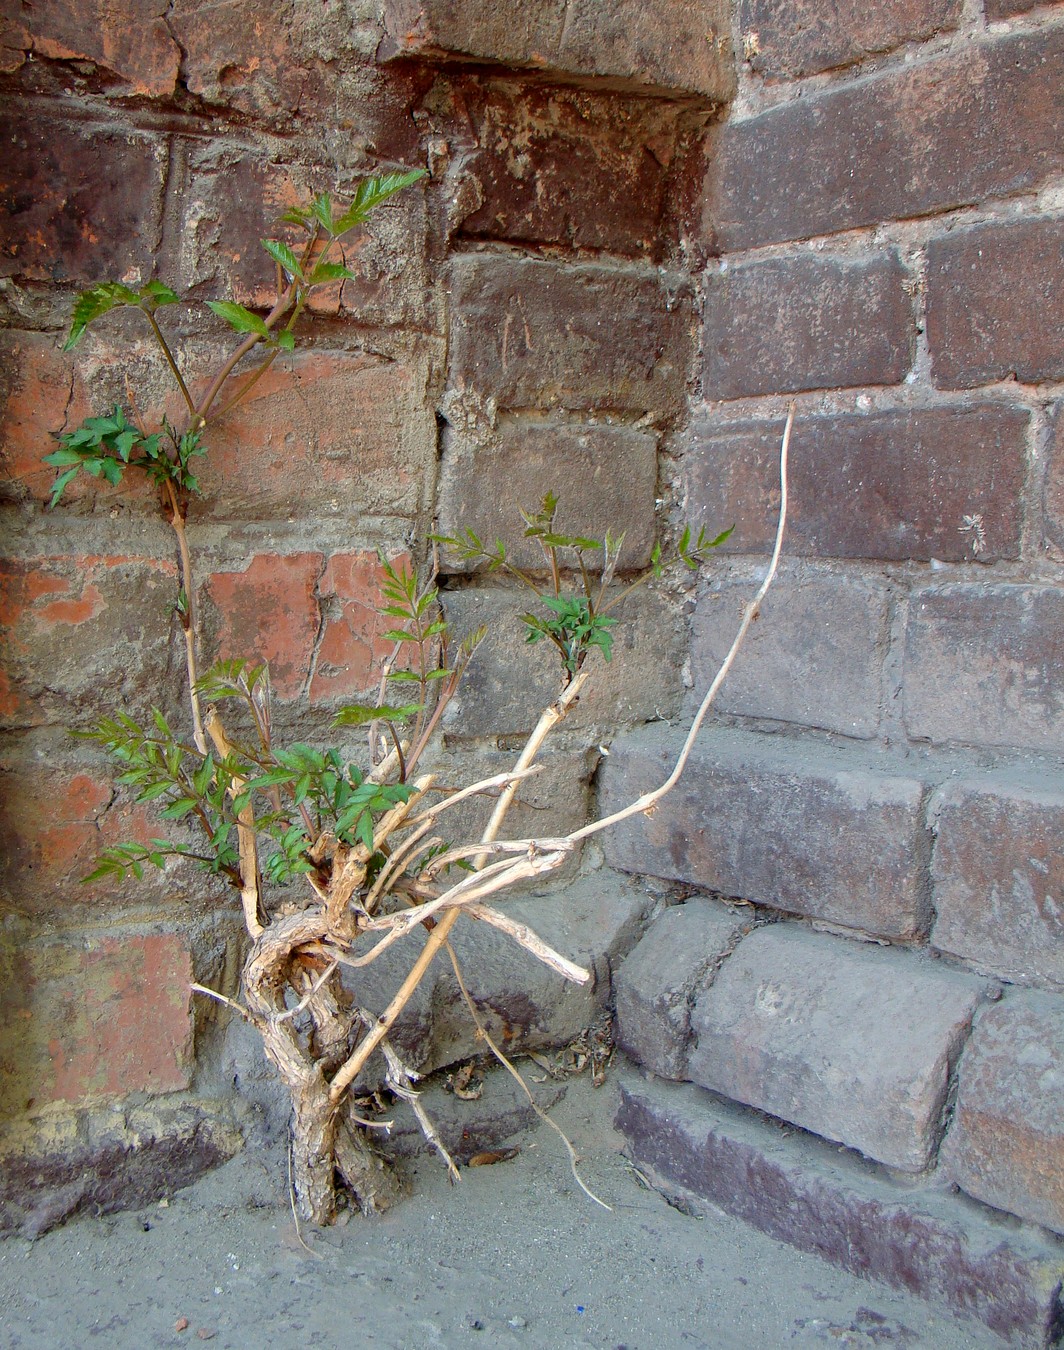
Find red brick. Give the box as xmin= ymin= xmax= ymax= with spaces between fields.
xmin=688 ymin=925 xmax=986 ymax=1171
xmin=926 ymin=217 xmax=1064 ymax=389
xmin=0 ymin=933 xmax=193 ymax=1113
xmin=190 ymin=351 xmax=435 ymax=521
xmin=8 ymin=0 xmax=179 ymax=95
xmin=904 ymin=583 xmax=1064 ymax=753
xmin=0 ymin=331 xmax=91 ymax=505
xmin=737 ymin=0 xmax=962 ymax=79
xmin=437 ymin=416 xmax=658 ymax=573
xmin=0 ymin=556 xmax=180 ymax=728
xmin=683 ymin=405 xmax=1027 ymax=562
xmin=450 ymin=76 xmax=680 ymax=258
xmin=690 ymin=566 xmax=890 ymax=738
xmin=0 ymin=109 xmax=167 ymax=284
xmin=308 ymin=552 xmax=407 ymax=704
xmin=447 ymin=254 xmax=693 ymax=416
xmin=707 ymin=27 xmax=1064 ymax=250
xmin=942 ymin=992 xmax=1064 ymax=1235
xmin=204 ymin=553 xmax=321 ymax=701
xmin=381 ymin=0 xmax=735 ymax=99
xmin=703 ymin=253 xmax=912 ymax=398
xmin=930 ymin=775 xmax=1064 ymax=991
xmin=601 ymin=726 xmax=932 ymax=940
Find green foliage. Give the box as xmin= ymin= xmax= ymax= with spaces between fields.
xmin=43 ymin=407 xmax=205 ymax=507
xmin=64 ymin=280 xmax=180 ymax=350
xmin=522 ymin=594 xmax=616 ymax=675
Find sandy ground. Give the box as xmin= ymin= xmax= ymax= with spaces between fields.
xmin=0 ymin=1072 xmax=1009 ymax=1350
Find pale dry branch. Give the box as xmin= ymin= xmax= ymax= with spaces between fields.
xmin=327 ymin=674 xmax=589 ymax=1105
xmin=443 ymin=940 xmax=610 ymax=1211
xmin=378 ymin=1033 xmax=460 ymax=1184
xmin=463 ymin=902 xmax=590 ymax=984
xmin=190 ymin=981 xmax=251 ymax=1020
xmin=205 ymin=706 xmax=263 ymax=938
xmin=272 ymin=961 xmax=339 ymax=1026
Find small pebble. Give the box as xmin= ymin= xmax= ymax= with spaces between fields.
xmin=507 ymin=1316 xmax=527 ymax=1328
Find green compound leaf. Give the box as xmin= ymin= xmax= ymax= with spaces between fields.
xmin=261 ymin=238 xmax=304 ymax=282
xmin=64 ymin=283 xmax=139 ymax=350
xmin=334 ymin=169 xmax=427 ymax=234
xmin=206 ymin=300 xmax=270 ymax=339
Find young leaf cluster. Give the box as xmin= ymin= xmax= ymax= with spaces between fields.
xmin=43 ymin=408 xmax=205 ymax=508
xmin=435 ymin=494 xmax=733 ymax=683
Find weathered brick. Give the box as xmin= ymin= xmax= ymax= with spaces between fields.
xmin=169 ymin=0 xmax=329 ymax=123
xmin=447 ymin=254 xmax=693 ymax=416
xmin=602 ymin=726 xmax=931 ymax=940
xmin=904 ymin=583 xmax=1064 ymax=754
xmin=617 ymin=1075 xmax=1064 ymax=1349
xmin=707 ymin=28 xmax=1064 ymax=251
xmin=380 ymin=0 xmax=735 ymax=100
xmin=0 ymin=1103 xmax=241 ymax=1238
xmin=0 ymin=757 xmax=177 ymax=913
xmin=614 ymin=898 xmax=751 ymax=1080
xmin=0 ymin=933 xmax=194 ymax=1116
xmin=437 ymin=417 xmax=658 ymax=573
xmin=189 ymin=351 xmax=435 ymax=522
xmin=176 ymin=145 xmax=430 ymax=329
xmin=930 ymin=775 xmax=1064 ymax=991
xmin=0 ymin=331 xmax=92 ymax=505
xmin=942 ymin=992 xmax=1064 ymax=1236
xmin=308 ymin=552 xmax=409 ymax=705
xmin=737 ymin=0 xmax=963 ymax=79
xmin=5 ymin=0 xmax=180 ymax=95
xmin=687 ymin=925 xmax=986 ymax=1171
xmin=683 ymin=405 xmax=1027 ymax=563
xmin=985 ymin=0 xmax=1058 ymax=15
xmin=449 ymin=77 xmax=680 ymax=258
xmin=0 ymin=110 xmax=168 ymax=284
xmin=690 ymin=565 xmax=889 ymax=738
xmin=204 ymin=550 xmax=409 ymax=705
xmin=926 ymin=217 xmax=1064 ymax=390
xmin=1044 ymin=399 xmax=1064 ymax=556
xmin=703 ymin=253 xmax=912 ymax=399
xmin=0 ymin=556 xmax=181 ymax=728
xmin=440 ymin=585 xmax=687 ymax=740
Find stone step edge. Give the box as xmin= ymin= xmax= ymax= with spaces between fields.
xmin=615 ymin=1072 xmax=1064 ymax=1350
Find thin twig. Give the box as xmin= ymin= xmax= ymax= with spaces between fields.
xmin=272 ymin=961 xmax=339 ymax=1025
xmin=190 ymin=982 xmax=251 ymax=1020
xmin=378 ymin=1033 xmax=460 ymax=1184
xmin=444 ymin=941 xmax=610 ymax=1210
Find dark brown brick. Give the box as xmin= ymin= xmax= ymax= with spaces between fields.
xmin=617 ymin=1076 xmax=1064 ymax=1349
xmin=690 ymin=566 xmax=889 ymax=738
xmin=447 ymin=254 xmax=693 ymax=415
xmin=176 ymin=145 xmax=430 ymax=329
xmin=440 ymin=586 xmax=687 ymax=741
xmin=904 ymin=583 xmax=1064 ymax=754
xmin=688 ymin=925 xmax=986 ymax=1170
xmin=707 ymin=28 xmax=1064 ymax=250
xmin=683 ymin=405 xmax=1028 ymax=562
xmin=930 ymin=775 xmax=1064 ymax=991
xmin=381 ymin=0 xmax=735 ymax=100
xmin=437 ymin=416 xmax=658 ymax=573
xmin=0 ymin=933 xmax=194 ymax=1114
xmin=8 ymin=0 xmax=179 ymax=94
xmin=737 ymin=0 xmax=962 ymax=79
xmin=446 ymin=77 xmax=678 ymax=258
xmin=927 ymin=217 xmax=1064 ymax=389
xmin=0 ymin=111 xmax=167 ymax=284
xmin=941 ymin=992 xmax=1064 ymax=1236
xmin=703 ymin=253 xmax=913 ymax=398
xmin=601 ymin=726 xmax=932 ymax=940
xmin=985 ymin=0 xmax=1060 ymax=16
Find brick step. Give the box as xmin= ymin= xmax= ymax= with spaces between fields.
xmin=616 ymin=1072 xmax=1064 ymax=1349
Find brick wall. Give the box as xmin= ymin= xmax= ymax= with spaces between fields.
xmin=1 ymin=0 xmax=1062 ymax=1310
